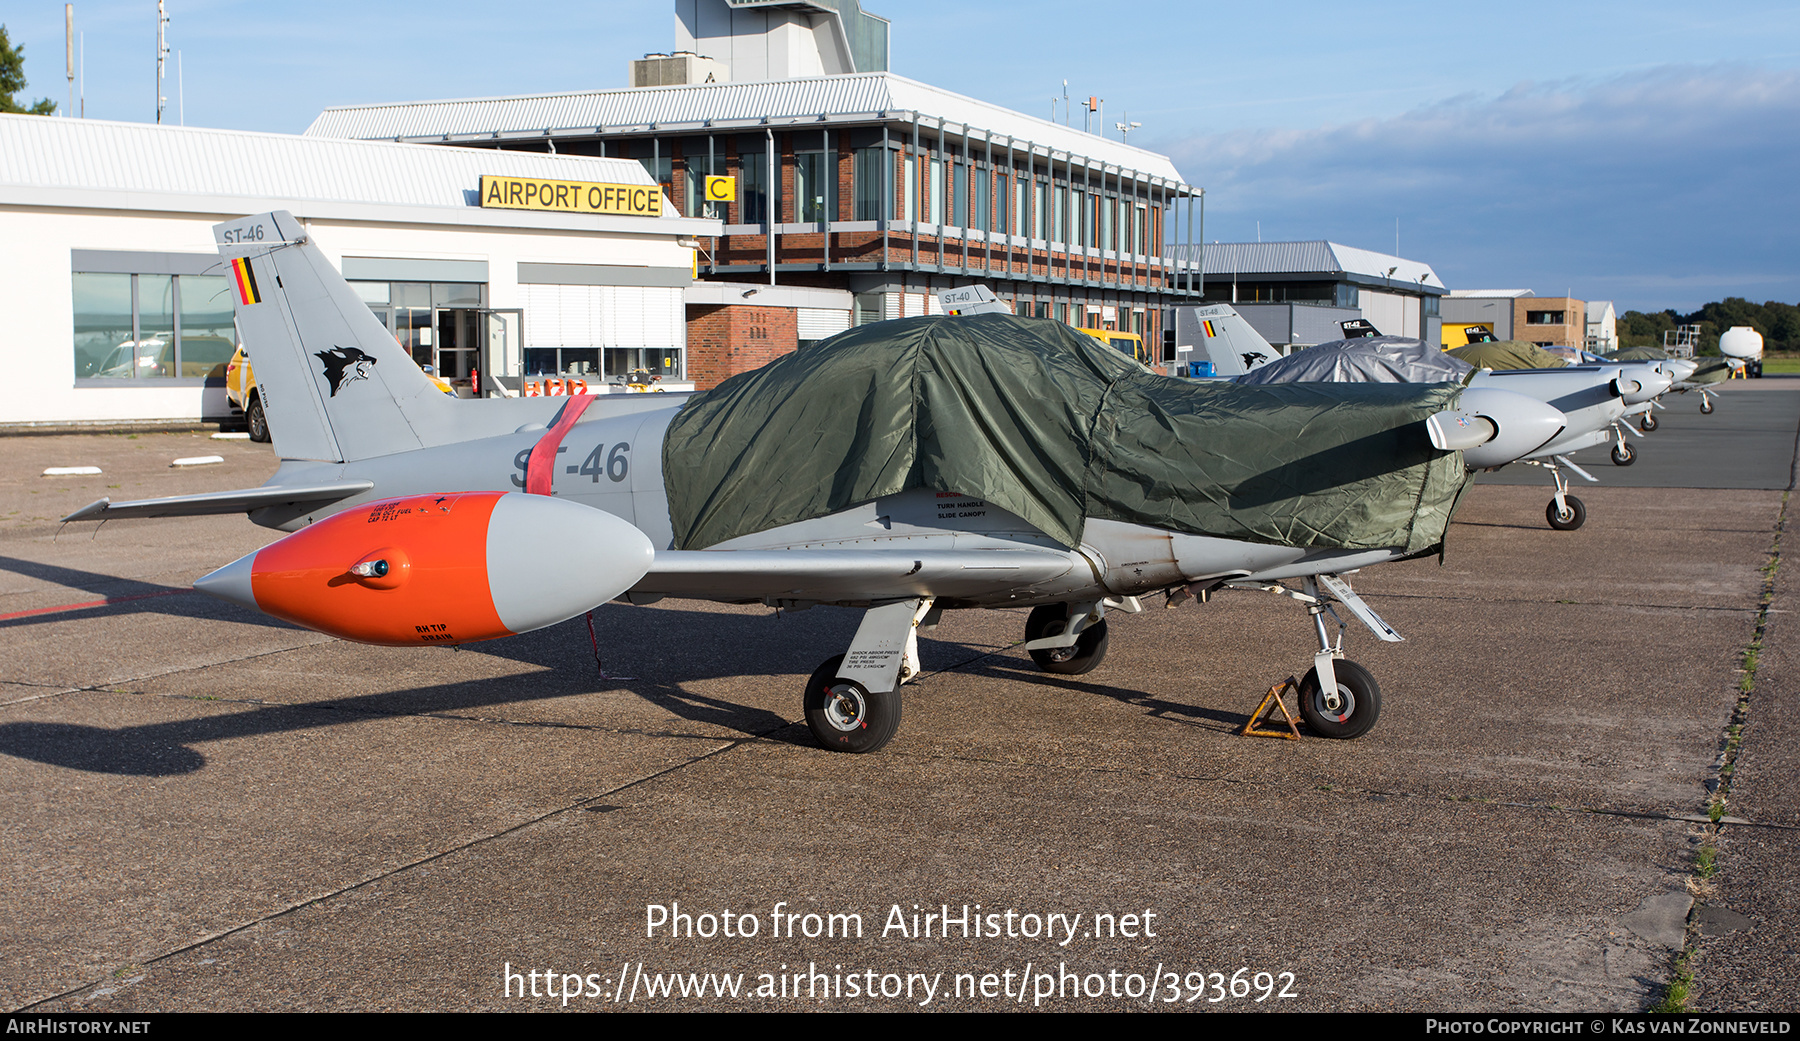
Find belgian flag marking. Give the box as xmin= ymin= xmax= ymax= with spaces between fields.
xmin=232 ymin=257 xmax=262 ymax=306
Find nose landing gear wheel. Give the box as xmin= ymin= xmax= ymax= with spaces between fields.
xmin=1611 ymin=442 xmax=1635 ymax=466
xmin=1024 ymin=604 xmax=1109 ymax=675
xmin=1297 ymin=659 xmax=1382 ymax=739
xmin=1701 ymin=398 xmax=1715 ymax=414
xmin=804 ymin=654 xmax=901 ymax=754
xmin=1640 ymin=413 xmax=1658 ymax=433
xmin=1546 ymin=496 xmax=1586 ymax=531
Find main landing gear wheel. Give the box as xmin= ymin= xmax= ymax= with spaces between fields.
xmin=1701 ymin=398 xmax=1715 ymax=415
xmin=1297 ymin=659 xmax=1382 ymax=739
xmin=1024 ymin=604 xmax=1109 ymax=675
xmin=804 ymin=654 xmax=901 ymax=754
xmin=246 ymin=396 xmax=270 ymax=443
xmin=1640 ymin=413 xmax=1659 ymax=433
xmin=1546 ymin=496 xmax=1587 ymax=531
xmin=1611 ymin=442 xmax=1635 ymax=466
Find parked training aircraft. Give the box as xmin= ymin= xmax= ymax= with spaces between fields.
xmin=67 ymin=215 xmax=1559 ymax=749
xmin=1192 ymin=305 xmax=1672 ymax=531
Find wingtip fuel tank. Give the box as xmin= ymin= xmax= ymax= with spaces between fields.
xmin=195 ymin=492 xmax=654 ymax=645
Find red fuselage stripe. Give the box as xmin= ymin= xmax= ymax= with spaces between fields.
xmin=525 ymin=394 xmax=596 ymax=496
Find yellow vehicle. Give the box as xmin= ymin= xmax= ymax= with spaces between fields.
xmin=1077 ymin=327 xmax=1149 ymax=366
xmin=227 ymin=345 xmax=452 ymax=443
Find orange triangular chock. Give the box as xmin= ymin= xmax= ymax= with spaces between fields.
xmin=1240 ymin=676 xmax=1303 ymax=740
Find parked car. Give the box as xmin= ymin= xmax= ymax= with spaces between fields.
xmin=227 ymin=346 xmax=453 ymax=442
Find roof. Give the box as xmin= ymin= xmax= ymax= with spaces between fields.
xmin=0 ymin=113 xmax=718 ymax=235
xmin=1168 ymin=241 xmax=1444 ymax=293
xmin=1446 ymin=289 xmax=1534 ymax=298
xmin=304 ymin=72 xmax=1192 ymax=187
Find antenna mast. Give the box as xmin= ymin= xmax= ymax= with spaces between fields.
xmin=155 ymin=0 xmax=169 ymax=124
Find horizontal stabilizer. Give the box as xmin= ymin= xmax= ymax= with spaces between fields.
xmin=61 ymin=481 xmax=375 ymax=523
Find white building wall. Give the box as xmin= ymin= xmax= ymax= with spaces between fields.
xmin=675 ymin=0 xmax=850 ymax=80
xmin=1 ymin=205 xmax=695 ymax=426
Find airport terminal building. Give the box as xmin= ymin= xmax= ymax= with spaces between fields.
xmin=305 ymin=0 xmax=1205 ymax=382
xmin=0 ymin=114 xmax=715 ymax=428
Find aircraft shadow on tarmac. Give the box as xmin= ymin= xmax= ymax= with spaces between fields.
xmin=970 ymin=654 xmax=1250 ymax=734
xmin=0 ymin=601 xmax=1060 ymax=776
xmin=0 ymin=555 xmax=302 ymax=632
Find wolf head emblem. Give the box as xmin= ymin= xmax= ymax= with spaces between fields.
xmin=315 ymin=347 xmax=377 ymax=397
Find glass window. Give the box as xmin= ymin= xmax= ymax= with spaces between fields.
xmin=795 ymin=149 xmax=828 ymax=223
xmin=994 ymin=174 xmax=1007 ymax=235
xmin=74 ymin=270 xmax=243 ymax=381
xmin=952 ymin=161 xmax=967 ymax=228
xmin=684 ymin=151 xmax=715 ymax=218
xmin=929 ymin=158 xmax=943 ymax=225
xmin=853 ymin=146 xmax=889 ymax=221
xmin=638 ymin=145 xmax=672 ymax=193
xmin=738 ymin=142 xmax=768 ymax=224
xmin=72 ymin=273 xmax=134 ymax=379
xmin=136 ymin=274 xmax=176 ymax=379
xmin=1100 ymin=197 xmax=1113 ymax=252
xmin=432 ymin=282 xmax=482 ymax=308
xmin=179 ymin=274 xmax=237 ymax=378
xmin=902 ymin=154 xmax=915 ymax=222
xmin=854 ymin=291 xmax=884 ymax=326
xmin=974 ymin=169 xmax=991 ymax=231
xmin=351 ymin=281 xmax=390 ymax=305
xmin=604 ymin=347 xmax=681 ymax=380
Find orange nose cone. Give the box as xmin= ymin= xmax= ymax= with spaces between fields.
xmin=250 ymin=493 xmax=508 ymax=646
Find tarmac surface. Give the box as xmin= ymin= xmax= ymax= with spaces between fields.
xmin=2 ymin=380 xmax=1796 ymax=1012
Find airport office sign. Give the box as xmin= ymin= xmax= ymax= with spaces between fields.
xmin=480 ymin=175 xmax=663 ymax=217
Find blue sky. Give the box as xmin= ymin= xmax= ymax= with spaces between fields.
xmin=7 ymin=1 xmax=1799 ymax=311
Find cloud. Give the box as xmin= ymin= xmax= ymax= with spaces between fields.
xmin=1155 ymin=65 xmax=1800 ymax=311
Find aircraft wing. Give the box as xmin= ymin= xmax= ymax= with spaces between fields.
xmin=62 ymin=481 xmax=376 ymax=523
xmin=634 ymin=548 xmax=1079 ymax=603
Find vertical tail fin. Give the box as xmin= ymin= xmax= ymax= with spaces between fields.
xmin=214 ymin=211 xmax=456 ymax=462
xmin=1181 ymin=303 xmax=1280 ymax=377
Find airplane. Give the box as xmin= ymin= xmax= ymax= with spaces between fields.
xmin=1191 ymin=305 xmax=1672 ymax=530
xmin=1458 ymin=326 xmax=1707 ymax=430
xmin=64 ymin=214 xmax=1561 ymax=750
xmin=1183 ymin=303 xmax=1283 ymax=377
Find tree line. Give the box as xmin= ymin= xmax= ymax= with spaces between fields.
xmin=1618 ymin=299 xmax=1800 ymax=355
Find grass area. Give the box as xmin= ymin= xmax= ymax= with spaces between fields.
xmin=1760 ymin=359 xmax=1800 ymax=374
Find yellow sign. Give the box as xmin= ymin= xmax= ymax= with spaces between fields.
xmin=480 ymin=175 xmax=662 ymax=217
xmin=704 ymin=175 xmax=736 ymax=203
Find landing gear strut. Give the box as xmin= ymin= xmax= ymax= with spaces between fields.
xmin=1024 ymin=602 xmax=1110 ymax=675
xmin=803 ymin=598 xmax=934 ymax=754
xmin=1227 ymin=573 xmax=1397 ymax=739
xmin=1527 ymin=455 xmax=1596 ymax=531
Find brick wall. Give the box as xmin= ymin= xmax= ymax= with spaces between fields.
xmin=684 ymin=304 xmax=800 ymax=390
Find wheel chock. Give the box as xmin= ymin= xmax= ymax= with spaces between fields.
xmin=1240 ymin=677 xmax=1303 ymax=740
